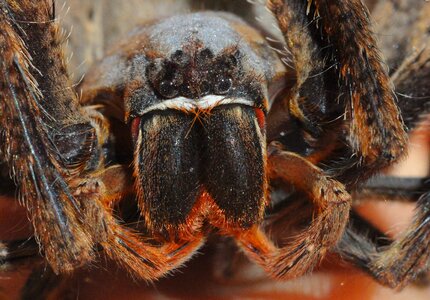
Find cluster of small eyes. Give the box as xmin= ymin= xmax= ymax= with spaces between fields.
xmin=148 ymin=48 xmax=237 ymax=99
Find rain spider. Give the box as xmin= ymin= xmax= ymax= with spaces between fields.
xmin=0 ymin=0 xmax=429 ymax=297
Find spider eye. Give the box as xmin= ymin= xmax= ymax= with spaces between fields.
xmin=198 ymin=48 xmax=214 ymax=62
xmin=200 ymin=80 xmax=210 ymax=95
xmin=224 ymin=54 xmax=238 ymax=69
xmin=215 ymin=76 xmax=232 ymax=95
xmin=159 ymin=80 xmax=178 ymax=98
xmin=171 ymin=50 xmax=189 ymax=66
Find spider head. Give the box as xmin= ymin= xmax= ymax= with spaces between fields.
xmin=122 ymin=13 xmax=279 ymax=232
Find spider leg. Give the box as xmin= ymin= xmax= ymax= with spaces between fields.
xmin=0 ymin=0 xmax=203 ymax=280
xmin=337 ymin=42 xmax=430 ymax=287
xmin=356 ymin=175 xmax=430 ymax=203
xmin=392 ymin=47 xmax=430 ymax=132
xmin=337 ymin=194 xmax=430 ymax=289
xmin=0 ymin=0 xmax=99 ymax=272
xmin=334 ymin=4 xmax=430 ymax=288
xmin=267 ymin=0 xmax=407 ymax=187
xmin=341 ymin=48 xmax=430 ymax=285
xmin=230 ymin=143 xmax=351 ymax=279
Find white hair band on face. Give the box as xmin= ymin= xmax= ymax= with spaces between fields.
xmin=140 ymin=95 xmax=255 ymax=116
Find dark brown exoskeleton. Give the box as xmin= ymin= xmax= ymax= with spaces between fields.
xmin=1 ymin=0 xmax=429 ymax=293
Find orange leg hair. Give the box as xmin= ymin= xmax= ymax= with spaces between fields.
xmin=71 ymin=165 xmax=206 ymax=280
xmin=231 ymin=143 xmax=351 ymax=279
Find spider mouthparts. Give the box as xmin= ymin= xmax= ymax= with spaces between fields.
xmin=133 ymin=105 xmax=267 ymax=231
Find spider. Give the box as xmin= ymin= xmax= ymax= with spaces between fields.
xmin=0 ymin=0 xmax=429 ymax=297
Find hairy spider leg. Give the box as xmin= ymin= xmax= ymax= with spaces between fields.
xmin=338 ymin=194 xmax=430 ymax=289
xmin=267 ymin=0 xmax=407 ymax=187
xmin=231 ymin=144 xmax=351 ymax=279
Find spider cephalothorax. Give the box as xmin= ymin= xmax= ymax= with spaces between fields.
xmin=1 ymin=0 xmax=430 ymax=296
xmin=114 ymin=13 xmax=274 ymax=232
